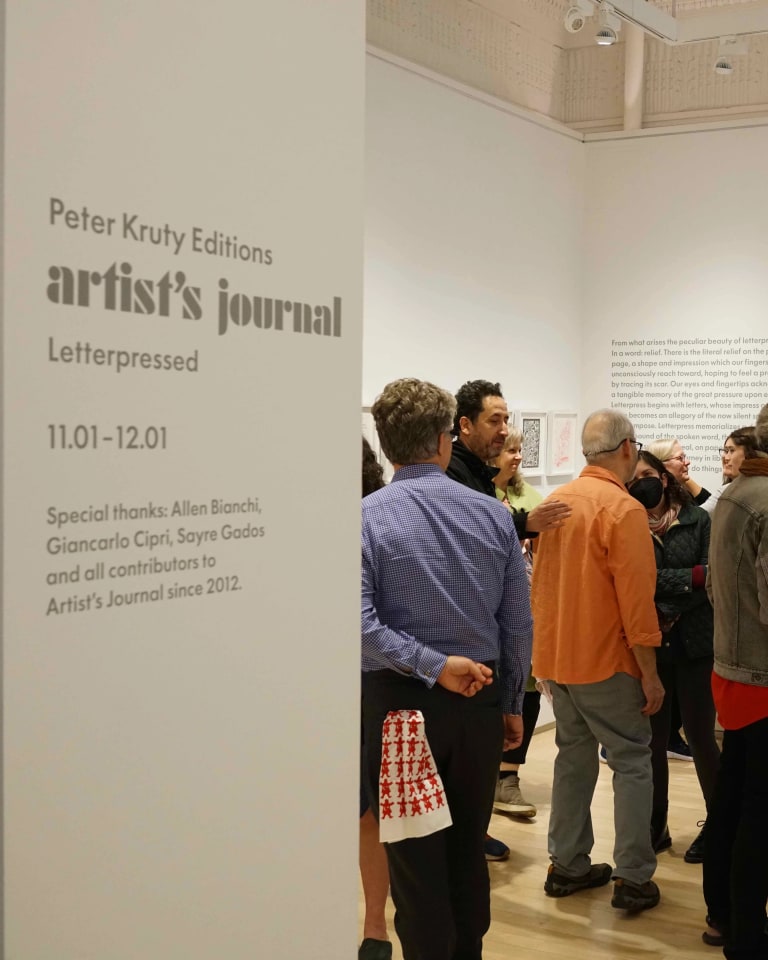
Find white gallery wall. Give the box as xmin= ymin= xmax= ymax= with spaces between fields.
xmin=366 ymin=54 xmax=768 ymax=493
xmin=581 ymin=126 xmax=768 ymax=490
xmin=365 ymin=54 xmax=587 ymax=730
xmin=364 ymin=58 xmax=768 ymax=732
xmin=365 ymin=54 xmax=587 ymax=422
xmin=2 ymin=3 xmax=363 ymax=959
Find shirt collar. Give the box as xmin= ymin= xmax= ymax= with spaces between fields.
xmin=580 ymin=464 xmax=632 ymax=492
xmin=391 ymin=463 xmax=445 ymax=482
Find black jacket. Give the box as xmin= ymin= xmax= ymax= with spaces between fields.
xmin=652 ymin=503 xmax=713 ymax=661
xmin=446 ymin=440 xmax=531 ymax=541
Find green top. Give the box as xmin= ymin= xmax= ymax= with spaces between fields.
xmin=496 ymin=479 xmax=542 ymax=693
xmin=495 ymin=480 xmax=543 ymax=514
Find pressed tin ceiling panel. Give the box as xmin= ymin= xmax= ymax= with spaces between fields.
xmin=367 ymin=0 xmax=768 ymax=130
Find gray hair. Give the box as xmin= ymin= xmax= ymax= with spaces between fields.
xmin=582 ymin=408 xmax=635 ymax=462
xmin=756 ymin=403 xmax=768 ymax=453
xmin=372 ymin=378 xmax=457 ymax=465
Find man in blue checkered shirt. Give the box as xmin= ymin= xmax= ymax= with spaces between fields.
xmin=361 ymin=377 xmax=532 ymax=960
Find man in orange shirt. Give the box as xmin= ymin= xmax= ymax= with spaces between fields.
xmin=531 ymin=409 xmax=664 ymax=913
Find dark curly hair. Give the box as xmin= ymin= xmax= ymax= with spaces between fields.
xmin=635 ymin=450 xmax=691 ymax=510
xmin=726 ymin=426 xmax=759 ymax=458
xmin=453 ymin=380 xmax=504 ymax=435
xmin=362 ymin=437 xmax=385 ymax=497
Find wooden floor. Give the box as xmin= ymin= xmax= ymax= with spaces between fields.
xmin=359 ymin=725 xmax=714 ymax=960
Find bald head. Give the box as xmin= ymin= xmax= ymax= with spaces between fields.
xmin=582 ymin=408 xmax=638 ymax=482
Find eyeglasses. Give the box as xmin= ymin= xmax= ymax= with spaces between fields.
xmin=589 ymin=437 xmax=643 ymax=456
xmin=718 ymin=447 xmax=737 ymax=457
xmin=663 ymin=454 xmax=687 ymax=464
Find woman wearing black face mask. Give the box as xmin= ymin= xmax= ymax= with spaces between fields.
xmin=627 ymin=452 xmax=720 ymax=867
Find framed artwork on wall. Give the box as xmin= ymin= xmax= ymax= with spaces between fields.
xmin=517 ymin=411 xmax=547 ymax=480
xmin=547 ymin=411 xmax=579 ymax=476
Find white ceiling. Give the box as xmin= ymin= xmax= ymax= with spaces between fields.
xmin=367 ymin=0 xmax=768 ymax=131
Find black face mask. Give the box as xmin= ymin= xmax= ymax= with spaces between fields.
xmin=628 ymin=477 xmax=664 ymax=510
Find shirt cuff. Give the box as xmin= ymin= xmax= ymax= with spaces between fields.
xmin=415 ymin=648 xmax=448 ymax=688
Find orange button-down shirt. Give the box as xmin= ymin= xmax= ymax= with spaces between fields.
xmin=531 ymin=466 xmax=661 ymax=685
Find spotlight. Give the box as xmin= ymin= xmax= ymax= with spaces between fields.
xmin=595 ymin=3 xmax=621 ymax=46
xmin=714 ymin=36 xmax=747 ymax=75
xmin=595 ymin=26 xmax=618 ymax=45
xmin=564 ymin=1 xmax=595 ymax=34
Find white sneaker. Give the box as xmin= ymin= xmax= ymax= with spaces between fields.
xmin=493 ymin=774 xmax=536 ymax=817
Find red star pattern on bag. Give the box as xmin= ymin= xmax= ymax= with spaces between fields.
xmin=379 ymin=710 xmax=448 ymax=822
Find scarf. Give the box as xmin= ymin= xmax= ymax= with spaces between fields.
xmin=648 ymin=501 xmax=681 ymax=538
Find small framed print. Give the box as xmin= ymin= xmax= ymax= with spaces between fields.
xmin=517 ymin=411 xmax=547 ymax=480
xmin=547 ymin=411 xmax=579 ymax=476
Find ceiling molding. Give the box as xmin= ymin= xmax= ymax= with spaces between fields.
xmin=366 ymin=45 xmax=584 ymax=140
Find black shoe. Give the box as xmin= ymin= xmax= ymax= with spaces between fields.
xmin=701 ymin=916 xmax=725 ymax=947
xmin=359 ymin=939 xmax=393 ymax=960
xmin=652 ymin=823 xmax=672 ymax=853
xmin=611 ymin=878 xmax=661 ymax=912
xmin=544 ymin=862 xmax=612 ymax=897
xmin=684 ymin=821 xmax=707 ymax=864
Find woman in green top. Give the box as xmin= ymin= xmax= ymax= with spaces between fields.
xmin=490 ymin=428 xmax=542 ymax=819
xmin=493 ymin=426 xmax=544 ymax=515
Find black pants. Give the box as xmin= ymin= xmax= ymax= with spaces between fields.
xmin=501 ymin=688 xmax=540 ymax=765
xmin=703 ymin=717 xmax=768 ymax=960
xmin=362 ymin=670 xmax=503 ymax=960
xmin=649 ymin=655 xmax=720 ymax=823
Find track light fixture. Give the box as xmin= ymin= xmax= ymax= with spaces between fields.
xmin=564 ymin=0 xmax=595 ymax=34
xmin=595 ymin=2 xmax=621 ymax=46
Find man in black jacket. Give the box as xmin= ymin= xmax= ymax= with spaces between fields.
xmin=447 ymin=380 xmax=571 ymax=540
xmin=446 ymin=380 xmax=571 ymax=860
